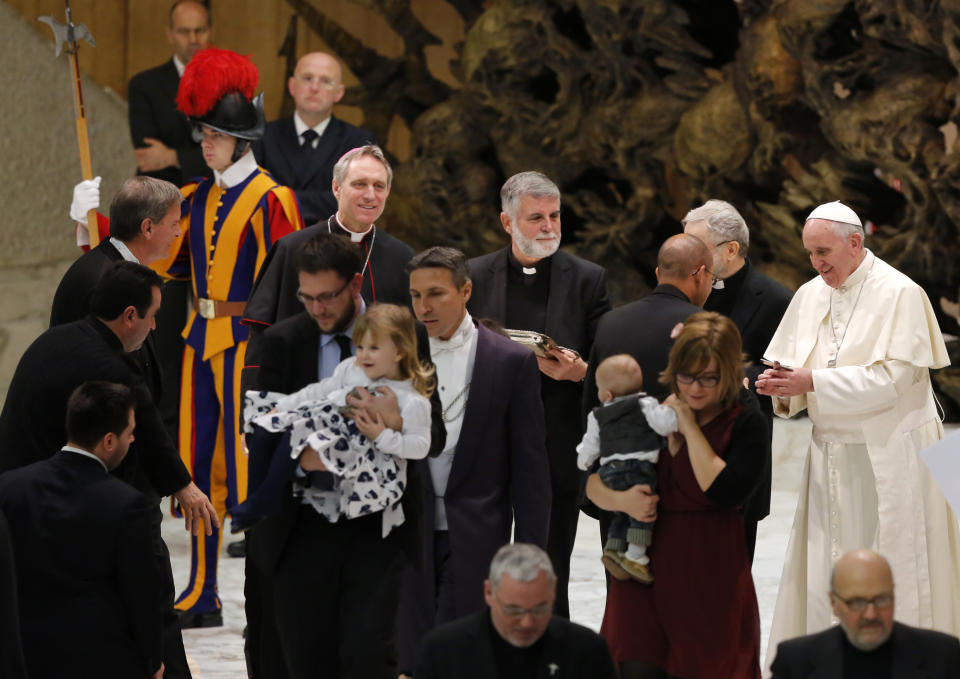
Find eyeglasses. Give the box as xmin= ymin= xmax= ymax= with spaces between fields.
xmin=690 ymin=265 xmax=720 ymax=288
xmin=294 ymin=74 xmax=341 ymax=90
xmin=675 ymin=372 xmax=720 ymax=388
xmin=833 ymin=592 xmax=894 ymax=613
xmin=297 ymin=279 xmax=351 ymax=306
xmin=495 ymin=595 xmax=552 ymax=619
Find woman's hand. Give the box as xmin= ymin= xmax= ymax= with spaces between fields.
xmin=619 ymin=484 xmax=659 ymax=523
xmin=354 ymin=408 xmax=386 ymax=440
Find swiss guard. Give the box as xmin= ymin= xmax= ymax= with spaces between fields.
xmin=153 ymin=46 xmax=303 ymax=627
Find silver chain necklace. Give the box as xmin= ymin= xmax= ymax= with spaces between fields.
xmin=826 ymin=257 xmax=874 ymax=368
xmin=441 ymin=381 xmax=471 ymax=422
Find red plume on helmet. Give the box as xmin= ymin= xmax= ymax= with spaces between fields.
xmin=176 ymin=47 xmax=265 ymax=142
xmin=176 ymin=47 xmax=258 ymax=117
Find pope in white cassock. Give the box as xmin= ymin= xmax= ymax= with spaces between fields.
xmin=757 ymin=201 xmax=960 ymax=673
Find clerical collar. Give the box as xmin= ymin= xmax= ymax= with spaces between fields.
xmin=213 ymin=149 xmax=257 ymax=189
xmin=173 ymin=55 xmax=186 ymax=77
xmin=508 ymin=248 xmax=550 ymax=277
xmin=429 ymin=311 xmax=475 ymax=352
xmin=332 ymin=213 xmax=374 ymax=243
xmin=837 ymin=249 xmax=874 ymax=292
xmin=293 ymin=112 xmax=332 ymax=144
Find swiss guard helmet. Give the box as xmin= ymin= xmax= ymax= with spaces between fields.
xmin=176 ymin=47 xmax=265 ymax=162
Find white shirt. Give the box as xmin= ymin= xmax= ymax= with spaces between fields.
xmin=427 ymin=312 xmax=478 ymax=529
xmin=173 ymin=55 xmax=186 ymax=77
xmin=110 ymin=237 xmax=139 ymax=263
xmin=61 ymin=445 xmax=108 ymax=472
xmin=213 ymin=149 xmax=258 ymax=189
xmin=293 ymin=112 xmax=332 ymax=148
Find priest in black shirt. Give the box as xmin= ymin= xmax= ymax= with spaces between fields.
xmin=468 ymin=171 xmax=610 ymax=618
xmin=770 ymin=549 xmax=960 ymax=679
xmin=416 ymin=543 xmax=616 ymax=679
xmin=682 ymin=199 xmax=792 ymax=561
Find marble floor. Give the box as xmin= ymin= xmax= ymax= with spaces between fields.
xmin=165 ymin=417 xmax=817 ymax=677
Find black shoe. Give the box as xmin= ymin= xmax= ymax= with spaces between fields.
xmin=227 ymin=536 xmax=247 ymax=558
xmin=177 ymin=609 xmax=223 ymax=629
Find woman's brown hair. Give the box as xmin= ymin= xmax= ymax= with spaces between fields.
xmin=353 ymin=303 xmax=436 ymax=397
xmin=659 ymin=311 xmax=744 ymax=410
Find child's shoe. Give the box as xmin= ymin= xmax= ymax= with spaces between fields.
xmin=601 ymin=549 xmax=631 ymax=581
xmin=621 ymin=555 xmax=654 ymax=584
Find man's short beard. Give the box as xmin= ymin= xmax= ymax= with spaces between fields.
xmin=319 ymin=297 xmax=356 ymax=335
xmin=512 ymin=230 xmax=559 ymax=261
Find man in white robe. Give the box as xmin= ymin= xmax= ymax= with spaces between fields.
xmin=757 ymin=201 xmax=960 ymax=673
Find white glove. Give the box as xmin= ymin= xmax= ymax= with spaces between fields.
xmin=70 ymin=176 xmax=101 ymax=224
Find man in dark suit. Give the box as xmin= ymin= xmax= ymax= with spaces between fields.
xmin=0 ymin=381 xmax=163 ymax=679
xmin=770 ymin=549 xmax=960 ymax=678
xmin=0 ymin=262 xmax=216 ymax=679
xmin=243 ymin=144 xmax=416 ymax=389
xmin=244 ymin=233 xmax=442 ymax=679
xmin=584 ymin=233 xmax=713 ymax=409
xmin=468 ymin=171 xmax=610 ymax=618
xmin=416 ymin=543 xmax=617 ymax=679
xmin=400 ymin=247 xmax=552 ymax=674
xmin=128 ymin=0 xmax=212 ymax=185
xmin=51 ymin=176 xmax=183 ymax=400
xmin=682 ymin=199 xmax=793 ymax=561
xmin=252 ymin=52 xmax=375 ymax=224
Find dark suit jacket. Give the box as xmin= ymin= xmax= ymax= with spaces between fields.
xmin=252 ymin=116 xmax=375 ymax=224
xmin=0 ymin=452 xmax=162 ymax=678
xmin=0 ymin=318 xmax=191 ymax=500
xmin=0 ymin=511 xmax=26 ymax=679
xmin=770 ymin=623 xmax=960 ymax=679
xmin=400 ymin=324 xmax=551 ymax=669
xmin=584 ymin=284 xmax=701 ymax=414
xmin=468 ymin=248 xmax=610 ymax=492
xmin=48 ymin=240 xmax=164 ymax=400
xmin=128 ymin=58 xmax=210 ymax=186
xmin=416 ymin=609 xmax=617 ymax=679
xmin=705 ymin=259 xmax=792 ymax=523
xmin=247 ymin=310 xmax=442 ymax=574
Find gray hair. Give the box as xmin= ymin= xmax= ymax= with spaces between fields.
xmin=488 ymin=543 xmax=556 ymax=592
xmin=405 ymin=246 xmax=471 ymax=289
xmin=500 ymin=171 xmax=560 ymax=219
xmin=682 ymin=199 xmax=750 ymax=256
xmin=109 ymin=176 xmax=183 ymax=243
xmin=332 ymin=144 xmax=393 ymax=188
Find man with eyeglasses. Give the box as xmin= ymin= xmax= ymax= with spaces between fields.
xmin=243 ymin=232 xmax=442 ymax=678
xmin=252 ymin=52 xmax=375 ymax=224
xmin=682 ymin=199 xmax=792 ymax=562
xmin=416 ymin=543 xmax=616 ymax=679
xmin=770 ymin=549 xmax=960 ymax=678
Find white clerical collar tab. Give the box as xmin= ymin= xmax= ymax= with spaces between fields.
xmin=522 ymin=266 xmax=537 ymax=275
xmin=806 ymin=201 xmax=862 ymax=227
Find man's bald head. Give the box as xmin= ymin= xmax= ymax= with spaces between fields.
xmin=830 ymin=549 xmax=895 ymax=651
xmin=655 ymin=234 xmax=713 ymax=307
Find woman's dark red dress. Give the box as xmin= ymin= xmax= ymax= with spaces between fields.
xmin=600 ymin=389 xmax=768 ymax=679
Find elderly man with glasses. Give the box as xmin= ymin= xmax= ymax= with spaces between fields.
xmin=770 ymin=549 xmax=960 ymax=678
xmin=416 ymin=543 xmax=616 ymax=679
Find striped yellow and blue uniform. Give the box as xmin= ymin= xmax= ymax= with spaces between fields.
xmin=154 ymin=166 xmax=302 ymax=614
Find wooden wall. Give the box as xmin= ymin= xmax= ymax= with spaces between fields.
xmin=8 ymin=0 xmax=465 ymax=160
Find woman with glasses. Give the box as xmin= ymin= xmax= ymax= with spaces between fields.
xmin=586 ymin=312 xmax=768 ymax=679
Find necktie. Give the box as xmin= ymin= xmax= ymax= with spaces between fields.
xmin=301 ymin=129 xmax=319 ymax=149
xmin=334 ymin=334 xmax=353 ymax=363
